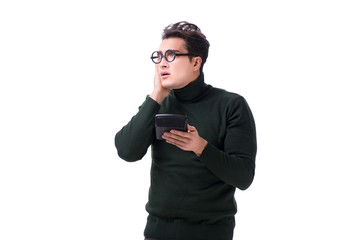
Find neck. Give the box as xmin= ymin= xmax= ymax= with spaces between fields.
xmin=190 ymin=72 xmax=201 ymax=83
xmin=172 ymin=72 xmax=211 ymax=103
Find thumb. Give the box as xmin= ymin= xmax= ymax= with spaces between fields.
xmin=187 ymin=124 xmax=197 ymax=132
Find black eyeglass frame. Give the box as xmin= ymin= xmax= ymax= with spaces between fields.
xmin=150 ymin=49 xmax=197 ymax=64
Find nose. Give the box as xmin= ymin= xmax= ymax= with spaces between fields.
xmin=159 ymin=57 xmax=169 ymax=68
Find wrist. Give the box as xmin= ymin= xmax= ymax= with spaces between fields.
xmin=195 ymin=139 xmax=208 ymax=157
xmin=150 ymin=91 xmax=164 ymax=104
xmin=150 ymin=89 xmax=169 ymax=104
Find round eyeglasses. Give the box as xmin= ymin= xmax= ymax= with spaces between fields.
xmin=151 ymin=49 xmax=196 ymax=64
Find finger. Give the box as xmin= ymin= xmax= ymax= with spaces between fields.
xmin=163 ymin=132 xmax=187 ymax=143
xmin=187 ymin=124 xmax=196 ymax=132
xmin=165 ymin=137 xmax=187 ymax=149
xmin=169 ymin=129 xmax=190 ymax=138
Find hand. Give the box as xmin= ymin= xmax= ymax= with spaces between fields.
xmin=150 ymin=66 xmax=170 ymax=104
xmin=162 ymin=124 xmax=208 ymax=157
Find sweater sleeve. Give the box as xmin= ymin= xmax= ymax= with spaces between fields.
xmin=114 ymin=96 xmax=160 ymax=162
xmin=199 ymin=96 xmax=257 ymax=190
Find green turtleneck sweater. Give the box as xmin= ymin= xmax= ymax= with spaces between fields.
xmin=115 ymin=73 xmax=257 ymax=240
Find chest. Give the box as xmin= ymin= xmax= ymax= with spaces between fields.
xmin=158 ymin=98 xmax=228 ymax=150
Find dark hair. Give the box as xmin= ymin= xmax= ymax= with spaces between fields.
xmin=162 ymin=21 xmax=210 ymax=72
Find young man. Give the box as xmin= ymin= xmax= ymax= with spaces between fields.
xmin=115 ymin=21 xmax=257 ymax=240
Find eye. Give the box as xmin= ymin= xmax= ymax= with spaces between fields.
xmin=152 ymin=51 xmax=161 ymax=59
xmin=151 ymin=51 xmax=162 ymax=63
xmin=165 ymin=50 xmax=176 ymax=62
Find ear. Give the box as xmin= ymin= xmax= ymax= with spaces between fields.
xmin=193 ymin=57 xmax=202 ymax=71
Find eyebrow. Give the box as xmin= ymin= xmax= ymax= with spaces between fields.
xmin=158 ymin=49 xmax=181 ymax=53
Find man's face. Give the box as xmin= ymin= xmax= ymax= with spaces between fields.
xmin=157 ymin=37 xmax=199 ymax=90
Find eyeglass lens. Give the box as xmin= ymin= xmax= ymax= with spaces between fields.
xmin=151 ymin=50 xmax=176 ymax=64
xmin=165 ymin=50 xmax=175 ymax=62
xmin=151 ymin=51 xmax=162 ymax=63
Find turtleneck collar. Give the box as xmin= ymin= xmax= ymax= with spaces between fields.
xmin=172 ymin=72 xmax=211 ymax=103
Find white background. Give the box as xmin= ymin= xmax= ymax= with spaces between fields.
xmin=1 ymin=0 xmax=359 ymax=239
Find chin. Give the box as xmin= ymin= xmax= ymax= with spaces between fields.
xmin=161 ymin=81 xmax=175 ymax=90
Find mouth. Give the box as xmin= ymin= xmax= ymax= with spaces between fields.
xmin=161 ymin=72 xmax=170 ymax=78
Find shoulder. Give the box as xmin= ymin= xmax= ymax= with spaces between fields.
xmin=209 ymin=86 xmax=246 ymax=105
xmin=207 ymin=87 xmax=253 ymax=122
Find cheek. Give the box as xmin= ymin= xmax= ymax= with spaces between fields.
xmin=164 ymin=62 xmax=193 ymax=88
xmin=171 ymin=70 xmax=187 ymax=82
xmin=172 ymin=63 xmax=191 ymax=78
